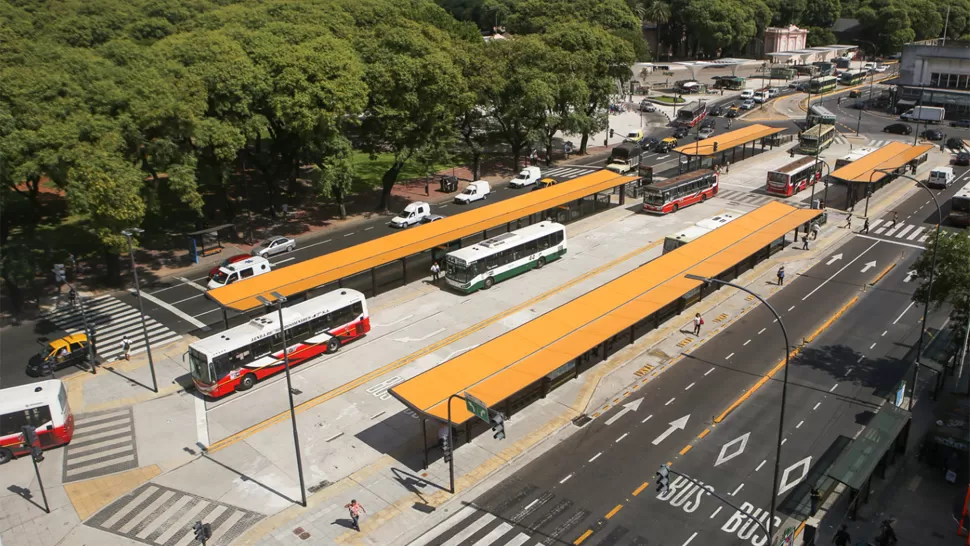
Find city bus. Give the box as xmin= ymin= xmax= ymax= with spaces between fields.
xmin=642 ymin=169 xmax=719 ymax=214
xmin=766 ymin=156 xmax=823 ymax=197
xmin=808 ymin=76 xmax=838 ymax=94
xmin=840 ymin=70 xmax=867 ymax=86
xmin=444 ymin=222 xmax=566 ymax=293
xmin=189 ymin=289 xmax=370 ymax=398
xmin=808 ymin=105 xmax=837 ymax=127
xmin=799 ymin=124 xmax=836 ymax=154
xmin=663 ymin=212 xmax=740 ymax=253
xmin=0 ymin=380 xmax=74 ymax=464
xmin=835 ymin=147 xmax=876 ymax=168
xmin=676 ymin=101 xmax=708 ymax=127
xmin=949 ymin=181 xmax=970 ymax=227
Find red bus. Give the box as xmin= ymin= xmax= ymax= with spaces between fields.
xmin=1 ymin=380 xmax=74 ymax=464
xmin=642 ymin=169 xmax=719 ymax=214
xmin=766 ymin=156 xmax=822 ymax=197
xmin=675 ymin=101 xmax=708 ymax=127
xmin=189 ymin=288 xmax=370 ymax=398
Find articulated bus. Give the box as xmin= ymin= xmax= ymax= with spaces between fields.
xmin=766 ymin=156 xmax=823 ymax=197
xmin=445 ymin=222 xmax=566 ymax=293
xmin=663 ymin=211 xmax=741 ymax=253
xmin=950 ymin=181 xmax=970 ymax=227
xmin=189 ymin=289 xmax=370 ymax=398
xmin=1 ymin=380 xmax=74 ymax=464
xmin=808 ymin=76 xmax=838 ymax=94
xmin=799 ymin=124 xmax=836 ymax=154
xmin=676 ymin=101 xmax=708 ymax=127
xmin=642 ymin=169 xmax=719 ymax=214
xmin=808 ymin=105 xmax=837 ymax=127
xmin=840 ymin=70 xmax=868 ymax=86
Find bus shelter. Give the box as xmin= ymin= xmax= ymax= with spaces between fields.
xmin=673 ymin=124 xmax=787 ymax=173
xmin=829 ymin=142 xmax=933 ymax=210
xmin=389 ymin=201 xmax=822 ymax=467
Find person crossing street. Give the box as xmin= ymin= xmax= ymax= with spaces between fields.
xmin=120 ymin=335 xmax=132 ymax=361
xmin=863 ymin=217 xmax=870 ymax=234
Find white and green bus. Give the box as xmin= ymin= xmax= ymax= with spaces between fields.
xmin=444 ymin=222 xmax=567 ymax=293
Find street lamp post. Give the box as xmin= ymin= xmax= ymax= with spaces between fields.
xmin=256 ymin=292 xmax=307 ymax=507
xmin=685 ymin=274 xmax=792 ymax=545
xmin=121 ymin=228 xmax=158 ymax=393
xmin=69 ymin=255 xmax=96 ymax=374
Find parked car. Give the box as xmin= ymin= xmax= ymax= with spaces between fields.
xmin=954 ymin=152 xmax=970 ymax=166
xmin=252 ymin=236 xmax=296 ymax=257
xmin=673 ymin=126 xmax=690 ymax=138
xmin=739 ymin=90 xmax=754 ymax=99
xmin=26 ymin=333 xmax=91 ymax=377
xmin=638 ymin=136 xmax=659 ymax=149
xmin=740 ymin=99 xmax=756 ymax=110
xmin=923 ymin=129 xmax=944 ymax=141
xmin=946 ymin=137 xmax=965 ymax=150
xmin=209 ymin=254 xmax=252 ymax=278
xmin=421 ymin=214 xmax=446 ymax=224
xmin=697 ymin=126 xmax=715 ymax=139
xmin=639 ymin=101 xmax=657 ymax=113
xmin=709 ymin=105 xmax=724 ymax=116
xmin=950 ymin=119 xmax=970 ymax=128
xmin=883 ymin=123 xmax=912 ymax=135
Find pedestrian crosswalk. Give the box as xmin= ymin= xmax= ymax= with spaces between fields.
xmin=865 ymin=139 xmax=900 ymax=149
xmin=86 ymin=482 xmax=263 ymax=546
xmin=545 ymin=165 xmax=601 ymax=181
xmin=62 ymin=407 xmax=139 ymax=483
xmin=718 ymin=189 xmax=785 ymax=207
xmin=833 ymin=135 xmax=849 ymax=146
xmin=865 ymin=217 xmax=963 ymax=244
xmin=43 ymin=294 xmax=182 ymax=362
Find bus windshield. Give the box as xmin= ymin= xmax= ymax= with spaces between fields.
xmin=446 ymin=261 xmax=477 ymax=283
xmin=189 ymin=348 xmax=212 ymax=383
xmin=643 ymin=190 xmax=665 ymax=206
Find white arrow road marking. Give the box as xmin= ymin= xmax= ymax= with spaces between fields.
xmin=441 ymin=345 xmax=479 ymax=362
xmin=903 ymin=270 xmax=916 ymax=283
xmin=652 ymin=414 xmax=690 ymax=445
xmin=861 ymin=261 xmax=877 ymax=273
xmin=394 ymin=328 xmax=446 ymax=343
xmin=605 ymin=398 xmax=644 ymax=425
xmin=372 ymin=314 xmax=415 ymax=328
xmin=826 ymin=253 xmax=843 ymax=266
xmin=777 ymin=456 xmax=812 ymax=496
xmin=715 ymin=432 xmax=750 ymax=467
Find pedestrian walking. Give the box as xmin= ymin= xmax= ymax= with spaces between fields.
xmin=120 ymin=335 xmax=131 ymax=361
xmin=832 ymin=524 xmax=851 ymax=546
xmin=809 ymin=488 xmax=821 ymax=514
xmin=863 ymin=218 xmax=870 ymax=234
xmin=345 ymin=500 xmax=366 ymax=532
xmin=802 ymin=235 xmax=810 ymax=250
xmin=725 ymin=160 xmax=731 ymax=173
xmin=692 ymin=313 xmax=703 ymax=336
xmin=844 ymin=215 xmax=852 ymax=230
xmin=810 ymin=222 xmax=820 ymax=240
xmin=876 ymin=519 xmax=897 ymax=546
xmin=777 ymin=266 xmax=786 ymax=286
xmin=891 ymin=211 xmax=897 ymax=229
xmin=430 ymin=262 xmax=441 ymax=283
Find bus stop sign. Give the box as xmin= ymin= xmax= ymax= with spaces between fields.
xmin=464 ymin=392 xmax=489 ymax=423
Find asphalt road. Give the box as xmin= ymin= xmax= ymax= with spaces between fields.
xmin=416 ymin=235 xmax=944 ymax=546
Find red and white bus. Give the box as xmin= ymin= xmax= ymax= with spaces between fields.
xmin=189 ymin=288 xmax=370 ymax=398
xmin=766 ymin=156 xmax=823 ymax=197
xmin=642 ymin=169 xmax=719 ymax=214
xmin=1 ymin=380 xmax=74 ymax=464
xmin=675 ymin=101 xmax=708 ymax=127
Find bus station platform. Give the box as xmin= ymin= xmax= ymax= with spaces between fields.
xmin=673 ymin=124 xmax=788 ymax=173
xmin=207 ymin=170 xmax=638 ymax=314
xmin=829 ymin=142 xmax=933 ymax=210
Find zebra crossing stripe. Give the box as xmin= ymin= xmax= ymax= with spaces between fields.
xmin=869 ymin=218 xmax=884 ymax=229
xmin=504 ymin=534 xmax=532 ymax=546
xmin=442 ymin=513 xmax=498 ymax=546
xmin=474 ymin=522 xmax=514 ymax=546
xmin=896 ymin=225 xmax=915 ymax=238
xmin=907 ymin=226 xmax=925 ymax=240
xmin=410 ymin=505 xmax=479 ymax=546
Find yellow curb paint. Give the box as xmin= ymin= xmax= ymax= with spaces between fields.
xmin=697 ymin=428 xmax=710 ymax=439
xmin=679 ymin=445 xmax=693 ymax=455
xmin=869 ymin=263 xmax=896 ymax=285
xmin=794 ymin=521 xmax=807 ymax=537
xmin=633 ymin=482 xmax=649 ymax=496
xmin=64 ymin=465 xmax=162 ymax=520
xmin=605 ymin=504 xmax=623 ymax=519
xmin=574 ymin=530 xmax=594 ymax=545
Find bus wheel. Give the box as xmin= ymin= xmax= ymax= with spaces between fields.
xmin=484 ymin=277 xmax=495 ymax=289
xmin=673 ymin=204 xmax=680 ymax=213
xmin=535 ymin=257 xmax=546 ymax=269
xmin=701 ymin=194 xmax=707 ymax=202
xmin=240 ymin=374 xmax=257 ymax=391
xmin=326 ymin=337 xmax=341 ymax=354
xmin=0 ymin=447 xmax=12 ymax=464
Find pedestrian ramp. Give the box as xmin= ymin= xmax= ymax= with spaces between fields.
xmin=85 ymin=482 xmax=263 ymax=546
xmin=42 ymin=294 xmax=182 ymax=362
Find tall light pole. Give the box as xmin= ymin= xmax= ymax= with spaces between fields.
xmin=685 ymin=274 xmax=791 ymax=545
xmin=122 ymin=228 xmax=158 ymax=393
xmin=256 ymin=292 xmax=307 ymax=507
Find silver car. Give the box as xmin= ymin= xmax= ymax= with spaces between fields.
xmin=697 ymin=127 xmax=715 ymax=139
xmin=252 ymin=236 xmax=296 ymax=257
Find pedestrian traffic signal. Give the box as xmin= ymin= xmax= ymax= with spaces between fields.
xmin=21 ymin=426 xmax=43 ymax=462
xmin=609 ymin=129 xmax=614 ymax=138
xmin=53 ymin=264 xmax=66 ymax=284
xmin=193 ymin=521 xmax=212 ymax=544
xmin=490 ymin=413 xmax=506 ymax=441
xmin=442 ymin=437 xmax=452 ymax=463
xmin=655 ymin=464 xmax=670 ymax=494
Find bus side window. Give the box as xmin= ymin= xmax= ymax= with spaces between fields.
xmin=311 ymin=315 xmax=330 ymax=334
xmin=0 ymin=411 xmax=27 ymax=436
xmin=212 ymin=354 xmax=232 ymax=378
xmin=553 ymin=230 xmax=564 ymax=245
xmin=289 ymin=322 xmax=311 ymax=342
xmin=251 ymin=338 xmax=272 ymax=358
xmin=24 ymin=406 xmax=53 ymax=428
xmin=228 ymin=347 xmax=251 ymax=364
xmin=525 ymin=239 xmax=539 ymax=255
xmin=486 ymin=255 xmax=499 ymax=270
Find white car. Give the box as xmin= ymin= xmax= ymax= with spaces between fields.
xmin=252 ymin=236 xmax=295 ymax=257
xmin=874 ymin=65 xmax=889 ymax=73
xmin=740 ymin=90 xmax=754 ymax=100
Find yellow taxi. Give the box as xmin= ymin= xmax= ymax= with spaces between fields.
xmin=533 ymin=177 xmax=559 ymax=191
xmin=27 ymin=333 xmax=91 ymax=377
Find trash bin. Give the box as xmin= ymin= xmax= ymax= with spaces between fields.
xmin=440 ymin=176 xmax=458 ymax=193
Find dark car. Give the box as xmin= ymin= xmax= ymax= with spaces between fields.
xmin=700 ymin=118 xmax=716 ymax=129
xmin=725 ymin=107 xmax=741 ymax=118
xmin=946 ymin=137 xmax=965 ymax=150
xmin=883 ymin=123 xmax=912 ymax=135
xmin=922 ymin=129 xmax=944 ymax=141
xmin=848 ymin=90 xmax=862 ymax=98
xmin=673 ymin=126 xmax=690 ymax=139
xmin=27 ymin=333 xmax=92 ymax=377
xmin=709 ymin=105 xmax=724 ymax=117
xmin=950 ymin=119 xmax=970 ymax=128
xmin=209 ymin=254 xmax=252 ymax=278
xmin=638 ymin=136 xmax=659 ymax=149
xmin=954 ymin=152 xmax=970 ymax=166
xmin=851 ymin=100 xmax=867 ymax=110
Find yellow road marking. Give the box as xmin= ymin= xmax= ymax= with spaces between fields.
xmin=605 ymin=504 xmax=623 ymax=519
xmin=697 ymin=428 xmax=710 ymax=439
xmin=574 ymin=530 xmax=594 ymax=545
xmin=679 ymin=445 xmax=693 ymax=455
xmin=633 ymin=482 xmax=649 ymax=496
xmin=207 ymin=238 xmax=662 ymax=453
xmin=869 ymin=263 xmax=896 ymax=285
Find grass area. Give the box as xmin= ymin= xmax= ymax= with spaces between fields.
xmin=651 ymin=95 xmax=686 ymax=104
xmin=350 ymin=151 xmax=453 ymax=192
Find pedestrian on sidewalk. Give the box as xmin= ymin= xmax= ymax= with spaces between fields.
xmin=345 ymin=500 xmax=366 ymax=531
xmin=692 ymin=313 xmax=703 ymax=336
xmin=876 ymin=519 xmax=897 ymax=546
xmin=777 ymin=265 xmax=786 ymax=286
xmin=844 ymin=215 xmax=852 ymax=230
xmin=430 ymin=262 xmax=441 ymax=284
xmin=802 ymin=235 xmax=810 ymax=250
xmin=120 ymin=335 xmax=131 ymax=361
xmin=724 ymin=160 xmax=730 ymax=173
xmin=891 ymin=211 xmax=897 ymax=229
xmin=810 ymin=222 xmax=820 ymax=240
xmin=809 ymin=488 xmax=821 ymax=514
xmin=863 ymin=218 xmax=870 ymax=234
xmin=832 ymin=524 xmax=851 ymax=546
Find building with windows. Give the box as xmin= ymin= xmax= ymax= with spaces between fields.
xmin=895 ymin=39 xmax=970 ymax=119
xmin=764 ymin=25 xmax=809 ymax=55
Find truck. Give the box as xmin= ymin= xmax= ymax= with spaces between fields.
xmin=389 ymin=201 xmax=431 ymax=228
xmin=900 ymin=106 xmax=945 ymax=124
xmin=605 ymin=142 xmax=643 ymax=174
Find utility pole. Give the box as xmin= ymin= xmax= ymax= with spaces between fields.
xmin=122 ymin=228 xmax=158 ymax=393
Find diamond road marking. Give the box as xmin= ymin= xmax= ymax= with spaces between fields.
xmin=714 ymin=432 xmax=750 ymax=467
xmin=777 ymin=456 xmax=812 ymax=497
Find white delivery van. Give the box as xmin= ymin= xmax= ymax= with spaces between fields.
xmin=207 ymin=256 xmax=272 ymax=290
xmin=927 ymin=167 xmax=955 ymax=189
xmin=389 ymin=201 xmax=431 ymax=228
xmin=509 ymin=166 xmax=542 ymax=188
xmin=454 ymin=180 xmax=491 ymax=204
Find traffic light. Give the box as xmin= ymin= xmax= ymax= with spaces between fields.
xmin=21 ymin=426 xmax=43 ymax=462
xmin=193 ymin=521 xmax=212 ymax=544
xmin=442 ymin=436 xmax=452 ymax=463
xmin=713 ymin=142 xmax=718 ymax=152
xmin=490 ymin=413 xmax=506 ymax=441
xmin=655 ymin=464 xmax=670 ymax=494
xmin=609 ymin=129 xmax=615 ymax=138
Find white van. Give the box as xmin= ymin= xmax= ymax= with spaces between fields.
xmin=927 ymin=167 xmax=955 ymax=189
xmin=389 ymin=201 xmax=431 ymax=228
xmin=454 ymin=180 xmax=491 ymax=204
xmin=753 ymin=90 xmax=768 ymax=103
xmin=740 ymin=90 xmax=754 ymax=100
xmin=509 ymin=166 xmax=542 ymax=188
xmin=207 ymin=256 xmax=271 ymax=290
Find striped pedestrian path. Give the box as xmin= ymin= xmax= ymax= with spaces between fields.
xmin=865 ymin=217 xmax=964 ymax=244
xmin=62 ymin=407 xmax=138 ymax=483
xmin=544 ymin=165 xmax=602 ymax=181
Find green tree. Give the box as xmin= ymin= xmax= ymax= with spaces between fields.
xmin=805 ymin=26 xmax=838 ymax=46
xmin=803 ymin=0 xmax=842 ymax=28
xmin=910 ymin=231 xmax=970 ymax=354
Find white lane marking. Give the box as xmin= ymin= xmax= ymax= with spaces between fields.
xmin=813 ymin=402 xmax=821 ymax=410
xmin=560 ymin=474 xmax=573 ymax=484
xmin=773 ymin=318 xmax=778 ymax=323
xmin=473 ymin=523 xmax=513 ymax=546
xmin=857 ymin=355 xmax=866 ymax=363
xmin=731 ymin=483 xmax=744 ymax=496
xmin=894 ymin=301 xmax=916 ymax=324
xmin=743 ymin=339 xmax=751 ymax=346
xmin=192 ymin=308 xmax=221 ymax=318
xmin=685 ymin=382 xmax=695 ymax=391
xmin=616 ymin=433 xmax=628 ymax=443
xmin=372 ymin=314 xmax=415 ymax=328
xmin=393 ymin=327 xmax=446 ymax=343
xmin=589 ymin=453 xmax=602 ymax=462
xmin=441 ymin=513 xmax=496 ymax=546
xmin=896 ymin=225 xmax=916 ymax=239
xmin=134 ymin=289 xmax=207 ymax=328
xmin=796 ymin=420 xmax=804 ymax=429
xmin=710 ymin=506 xmax=723 ymax=519
xmin=781 ymin=438 xmax=788 ymax=445
xmin=271 ymin=257 xmax=295 ymax=265
xmin=642 ymin=415 xmax=653 ymax=423
xmin=870 ymin=342 xmax=877 ymax=349
xmin=755 ymin=460 xmax=766 ymax=471
xmin=665 ymin=398 xmax=675 ymax=406
xmin=855 ymin=233 xmax=925 ymax=250
xmin=176 ymin=277 xmax=208 ymax=293
xmin=364 ymin=226 xmax=374 ymax=231
xmin=195 ymin=395 xmax=209 ymax=448
xmin=705 ymin=367 xmax=715 ymax=376
xmin=803 ymin=240 xmax=881 ymax=301
xmin=725 ymin=353 xmax=734 ymax=360
xmin=682 ymin=532 xmax=698 ymax=546
xmin=758 ymin=328 xmax=766 ymax=335
xmin=788 ymin=305 xmax=795 ymax=312
xmin=882 ymin=330 xmax=888 ymax=336
xmin=343 ymin=232 xmax=355 ymax=237
xmin=172 ymin=294 xmax=205 ymax=305
xmin=299 ymin=239 xmax=332 ymax=251
xmin=829 ymin=383 xmax=838 ymax=392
